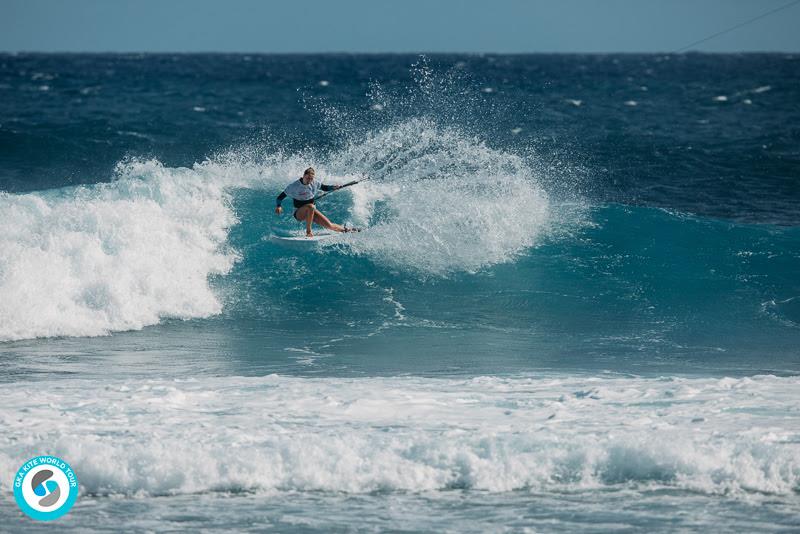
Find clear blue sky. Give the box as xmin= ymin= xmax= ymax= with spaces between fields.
xmin=2 ymin=0 xmax=799 ymax=53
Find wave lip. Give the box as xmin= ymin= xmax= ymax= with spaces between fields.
xmin=0 ymin=159 xmax=238 ymax=341
xmin=1 ymin=374 xmax=797 ymax=497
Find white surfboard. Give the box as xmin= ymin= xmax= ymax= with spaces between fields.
xmin=267 ymin=232 xmax=337 ymax=248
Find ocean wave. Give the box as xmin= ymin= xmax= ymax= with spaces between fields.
xmin=0 ymin=374 xmax=797 ymax=497
xmin=0 ymin=159 xmax=238 ymax=341
xmin=0 ymin=119 xmax=554 ymax=340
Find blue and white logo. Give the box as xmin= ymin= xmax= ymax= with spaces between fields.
xmin=13 ymin=455 xmax=78 ymax=521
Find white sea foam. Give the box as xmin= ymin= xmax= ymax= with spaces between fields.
xmin=0 ymin=374 xmax=797 ymax=497
xmin=0 ymin=159 xmax=238 ymax=341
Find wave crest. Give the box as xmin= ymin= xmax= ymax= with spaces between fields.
xmin=0 ymin=159 xmax=237 ymax=341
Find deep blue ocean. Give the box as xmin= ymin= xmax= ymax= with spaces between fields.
xmin=1 ymin=53 xmax=799 ymax=532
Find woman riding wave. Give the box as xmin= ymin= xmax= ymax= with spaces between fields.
xmin=274 ymin=167 xmax=356 ymax=236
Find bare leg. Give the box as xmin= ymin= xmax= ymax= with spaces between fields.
xmin=293 ymin=205 xmax=316 ymax=236
xmin=313 ymin=210 xmax=346 ymax=233
xmin=304 ymin=205 xmax=315 ymax=236
xmin=294 ymin=204 xmax=347 ymax=235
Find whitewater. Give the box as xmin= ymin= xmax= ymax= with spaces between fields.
xmin=2 ymin=374 xmax=799 ymax=530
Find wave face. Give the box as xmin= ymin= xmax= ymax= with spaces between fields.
xmin=1 ymin=374 xmax=798 ymax=497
